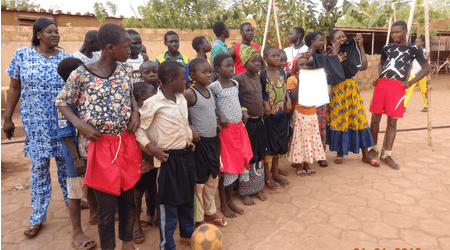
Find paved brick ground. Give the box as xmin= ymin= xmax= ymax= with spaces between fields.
xmin=2 ymin=75 xmax=450 ymax=250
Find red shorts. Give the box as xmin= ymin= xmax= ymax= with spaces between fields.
xmin=370 ymin=78 xmax=405 ymax=118
xmin=84 ymin=131 xmax=142 ymax=196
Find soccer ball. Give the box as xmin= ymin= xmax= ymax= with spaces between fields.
xmin=191 ymin=223 xmax=223 ymax=250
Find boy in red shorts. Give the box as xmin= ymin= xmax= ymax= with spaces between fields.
xmin=369 ymin=21 xmax=430 ymax=169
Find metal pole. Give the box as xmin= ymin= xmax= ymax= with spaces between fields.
xmin=424 ymin=0 xmax=432 ymax=146
xmin=372 ymin=32 xmax=375 ymax=55
xmin=386 ymin=18 xmax=392 ymax=45
xmin=272 ymin=0 xmax=282 ymax=49
xmin=406 ymin=0 xmax=417 ymax=42
xmin=261 ymin=0 xmax=273 ymax=53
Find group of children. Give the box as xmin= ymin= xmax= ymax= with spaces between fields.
xmin=50 ymin=18 xmax=429 ymax=250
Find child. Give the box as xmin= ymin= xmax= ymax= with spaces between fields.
xmin=185 ymin=36 xmax=212 ymax=86
xmin=135 ymin=60 xmax=196 ymax=249
xmin=233 ymin=44 xmax=267 ymax=205
xmin=139 ymin=60 xmax=159 ymax=89
xmin=287 ymin=55 xmax=327 ymax=175
xmin=127 ymin=29 xmax=147 ymax=70
xmin=184 ymin=58 xmax=228 ymax=227
xmin=209 ymin=53 xmax=253 ymax=218
xmin=211 ymin=21 xmax=230 ymax=81
xmin=56 ymin=23 xmax=141 ymax=250
xmin=260 ymin=45 xmax=291 ymax=188
xmin=56 ymin=57 xmax=97 ymax=250
xmin=73 ymin=30 xmax=101 ymax=64
xmin=132 ymin=82 xmax=158 ymax=244
xmin=404 ymin=36 xmax=428 ymax=112
xmin=279 ymin=49 xmax=289 ymax=76
xmin=155 ymin=31 xmax=189 ymax=67
xmin=369 ymin=21 xmax=430 ymax=169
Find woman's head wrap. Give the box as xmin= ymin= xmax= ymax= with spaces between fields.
xmin=240 ymin=44 xmax=260 ymax=67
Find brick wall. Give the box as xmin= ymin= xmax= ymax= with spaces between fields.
xmin=354 ymin=54 xmax=380 ymax=90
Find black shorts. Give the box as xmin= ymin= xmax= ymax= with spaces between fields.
xmin=193 ymin=136 xmax=221 ymax=184
xmin=245 ymin=116 xmax=268 ymax=164
xmin=134 ymin=168 xmax=157 ymax=192
xmin=265 ymin=113 xmax=290 ymax=155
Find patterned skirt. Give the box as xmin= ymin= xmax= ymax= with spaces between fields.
xmin=316 ymin=105 xmax=327 ymax=149
xmin=326 ymin=79 xmax=374 ymax=155
xmin=238 ymin=161 xmax=265 ymax=195
xmin=288 ymin=110 xmax=326 ymax=164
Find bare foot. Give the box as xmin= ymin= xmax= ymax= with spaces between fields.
xmin=122 ymin=240 xmax=135 ymax=250
xmin=227 ymin=199 xmax=244 ymax=215
xmin=254 ymin=191 xmax=267 ymax=201
xmin=220 ymin=202 xmax=237 ymax=218
xmin=240 ymin=195 xmax=255 ymax=206
xmin=89 ymin=214 xmax=97 ymax=225
xmin=278 ymin=168 xmax=289 ymax=176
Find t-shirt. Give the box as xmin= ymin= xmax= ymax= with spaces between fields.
xmin=208 ymin=80 xmax=242 ymax=123
xmin=127 ymin=54 xmax=144 ymax=70
xmin=284 ymin=45 xmax=308 ymax=69
xmin=211 ymin=40 xmax=228 ymax=59
xmin=73 ymin=50 xmax=101 ymax=64
xmin=410 ymin=48 xmax=427 ymax=76
xmin=380 ymin=42 xmax=427 ymax=82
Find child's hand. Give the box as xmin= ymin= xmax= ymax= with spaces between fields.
xmin=401 ymin=81 xmax=412 ymax=88
xmin=78 ymin=123 xmax=102 ymax=142
xmin=263 ymin=102 xmax=271 ymax=118
xmin=332 ymin=42 xmax=341 ymax=56
xmin=140 ymin=52 xmax=149 ymax=61
xmin=218 ymin=113 xmax=229 ymax=129
xmin=338 ymin=52 xmax=347 ymax=62
xmin=74 ymin=158 xmax=87 ymax=174
xmin=284 ymin=99 xmax=292 ymax=114
xmin=191 ymin=126 xmax=201 ymax=142
xmin=127 ymin=110 xmax=140 ymax=134
xmin=146 ymin=143 xmax=169 ymax=162
xmin=242 ymin=110 xmax=249 ymax=124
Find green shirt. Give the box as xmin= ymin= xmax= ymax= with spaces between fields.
xmin=210 ymin=40 xmax=228 ymax=59
xmin=155 ymin=51 xmax=189 ymax=67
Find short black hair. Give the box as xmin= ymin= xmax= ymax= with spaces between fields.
xmin=330 ymin=29 xmax=343 ymax=41
xmin=127 ymin=29 xmax=140 ymax=36
xmin=305 ymin=32 xmax=321 ymax=48
xmin=188 ymin=58 xmax=209 ymax=75
xmin=192 ymin=36 xmax=207 ymax=52
xmin=392 ymin=21 xmax=407 ymax=31
xmin=263 ymin=45 xmax=278 ymax=57
xmin=32 ymin=17 xmax=57 ymax=46
xmin=85 ymin=30 xmax=98 ymax=41
xmin=279 ymin=49 xmax=287 ymax=57
xmin=416 ymin=36 xmax=425 ymax=45
xmin=57 ymin=58 xmax=84 ymax=82
xmin=292 ymin=27 xmax=305 ymax=39
xmin=133 ymin=81 xmax=156 ymax=98
xmin=240 ymin=22 xmax=252 ymax=31
xmin=213 ymin=21 xmax=227 ymax=37
xmin=98 ymin=23 xmax=128 ymax=49
xmin=158 ymin=60 xmax=185 ymax=84
xmin=139 ymin=60 xmax=157 ymax=72
xmin=213 ymin=53 xmax=232 ymax=69
xmin=164 ymin=31 xmax=179 ymax=41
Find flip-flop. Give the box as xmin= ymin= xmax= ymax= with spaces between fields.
xmin=362 ymin=158 xmax=380 ymax=167
xmin=133 ymin=227 xmax=145 ymax=244
xmin=306 ymin=169 xmax=316 ymax=176
xmin=71 ymin=236 xmax=96 ymax=250
xmin=24 ymin=224 xmax=41 ymax=238
xmin=334 ymin=157 xmax=343 ymax=164
xmin=318 ymin=160 xmax=329 ymax=167
xmin=140 ymin=215 xmax=153 ymax=227
xmin=180 ymin=237 xmax=191 ymax=246
xmin=265 ymin=180 xmax=278 ymax=188
xmin=272 ymin=176 xmax=289 ymax=186
xmin=80 ymin=200 xmax=89 ymax=210
xmin=207 ymin=216 xmax=228 ymax=227
xmin=296 ymin=169 xmax=306 ymax=176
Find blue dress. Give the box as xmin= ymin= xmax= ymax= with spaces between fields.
xmin=6 ymin=46 xmax=73 ymax=158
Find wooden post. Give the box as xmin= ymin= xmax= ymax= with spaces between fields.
xmin=261 ymin=0 xmax=273 ymax=53
xmin=393 ymin=3 xmax=397 ymax=22
xmin=386 ymin=18 xmax=392 ymax=45
xmin=424 ymin=0 xmax=432 ymax=146
xmin=272 ymin=0 xmax=282 ymax=49
xmin=406 ymin=0 xmax=417 ymax=42
xmin=436 ymin=34 xmax=441 ymax=78
xmin=372 ymin=32 xmax=375 ymax=55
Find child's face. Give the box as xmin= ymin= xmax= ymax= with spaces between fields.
xmin=332 ymin=31 xmax=346 ymax=45
xmin=130 ymin=34 xmax=142 ymax=56
xmin=140 ymin=63 xmax=158 ymax=85
xmin=244 ymin=55 xmax=261 ymax=74
xmin=295 ymin=58 xmax=308 ymax=78
xmin=164 ymin=35 xmax=179 ymax=54
xmin=201 ymin=38 xmax=212 ymax=53
xmin=312 ymin=34 xmax=325 ymax=51
xmin=415 ymin=38 xmax=424 ymax=48
xmin=288 ymin=29 xmax=300 ymax=44
xmin=264 ymin=48 xmax=281 ymax=68
xmin=141 ymin=86 xmax=157 ymax=101
xmin=279 ymin=54 xmax=288 ymax=69
xmin=172 ymin=68 xmax=187 ymax=93
xmin=215 ymin=57 xmax=234 ymax=79
xmin=391 ymin=26 xmax=407 ymax=43
xmin=111 ymin=33 xmax=132 ymax=62
xmin=192 ymin=62 xmax=213 ymax=86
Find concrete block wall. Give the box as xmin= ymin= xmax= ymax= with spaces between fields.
xmin=354 ymin=54 xmax=380 ymax=90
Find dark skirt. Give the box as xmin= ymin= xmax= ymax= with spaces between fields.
xmin=246 ymin=116 xmax=268 ymax=164
xmin=265 ymin=113 xmax=290 ymax=156
xmin=193 ymin=136 xmax=221 ymax=184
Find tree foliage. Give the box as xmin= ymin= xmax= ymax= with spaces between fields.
xmin=1 ymin=0 xmax=40 ymax=9
xmin=93 ymin=1 xmax=118 ymax=24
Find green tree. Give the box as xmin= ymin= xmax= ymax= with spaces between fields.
xmin=1 ymin=0 xmax=40 ymax=9
xmin=93 ymin=1 xmax=118 ymax=24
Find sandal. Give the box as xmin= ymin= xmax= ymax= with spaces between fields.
xmin=265 ymin=180 xmax=278 ymax=188
xmin=71 ymin=236 xmax=96 ymax=250
xmin=180 ymin=237 xmax=191 ymax=246
xmin=24 ymin=224 xmax=41 ymax=238
xmin=133 ymin=227 xmax=145 ymax=244
xmin=80 ymin=200 xmax=89 ymax=210
xmin=306 ymin=169 xmax=316 ymax=176
xmin=272 ymin=176 xmax=289 ymax=186
xmin=206 ymin=216 xmax=228 ymax=227
xmin=296 ymin=169 xmax=306 ymax=176
xmin=318 ymin=160 xmax=329 ymax=167
xmin=334 ymin=157 xmax=343 ymax=164
xmin=362 ymin=158 xmax=380 ymax=167
xmin=140 ymin=215 xmax=153 ymax=228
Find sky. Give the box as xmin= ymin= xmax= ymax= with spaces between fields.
xmin=33 ymin=0 xmax=346 ymax=19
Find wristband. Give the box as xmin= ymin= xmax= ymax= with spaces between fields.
xmin=241 ymin=107 xmax=247 ymax=111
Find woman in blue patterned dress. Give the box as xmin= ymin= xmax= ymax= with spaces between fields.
xmin=3 ymin=18 xmax=73 ymax=238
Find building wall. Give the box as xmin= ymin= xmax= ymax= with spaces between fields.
xmin=354 ymin=55 xmax=380 ymax=90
